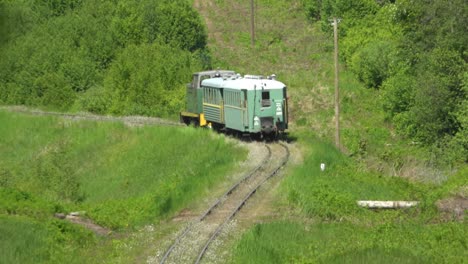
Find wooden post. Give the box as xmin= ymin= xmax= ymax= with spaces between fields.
xmin=250 ymin=0 xmax=255 ymax=48
xmin=333 ymin=17 xmax=340 ymax=150
xmin=357 ymin=201 xmax=419 ymax=209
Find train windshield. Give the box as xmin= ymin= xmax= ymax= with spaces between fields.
xmin=261 ymin=91 xmax=271 ymax=107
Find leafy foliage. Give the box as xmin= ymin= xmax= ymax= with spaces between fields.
xmin=302 ymin=0 xmax=467 ymax=165
xmin=0 ymin=0 xmax=209 ymax=116
xmin=104 ymin=43 xmax=197 ymax=117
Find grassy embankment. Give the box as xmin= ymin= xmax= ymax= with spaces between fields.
xmin=197 ymin=0 xmax=466 ymax=262
xmin=232 ymin=134 xmax=467 ymax=263
xmin=0 ymin=110 xmax=246 ymax=263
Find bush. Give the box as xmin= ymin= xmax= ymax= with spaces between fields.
xmin=381 ymin=72 xmax=415 ymax=119
xmin=104 ymin=42 xmax=197 ymax=116
xmin=349 ymin=41 xmax=399 ymax=88
xmin=75 ymin=86 xmax=111 ymax=114
xmin=0 ymin=0 xmax=207 ymax=117
xmin=33 ymin=73 xmax=76 ymax=110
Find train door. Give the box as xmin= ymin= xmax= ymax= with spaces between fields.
xmin=242 ymin=90 xmax=249 ymax=128
xmin=186 ymin=74 xmax=199 ymax=113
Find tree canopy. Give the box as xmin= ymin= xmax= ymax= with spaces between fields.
xmin=302 ymin=0 xmax=467 ymax=164
xmin=0 ymin=0 xmax=209 ymax=116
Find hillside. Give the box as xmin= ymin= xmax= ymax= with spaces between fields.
xmin=195 ymin=1 xmax=468 ymax=177
xmin=0 ymin=0 xmax=207 ymax=116
xmin=0 ymin=0 xmax=466 ymax=263
xmin=194 ymin=0 xmax=467 ymax=263
xmin=0 ymin=110 xmax=250 ymax=263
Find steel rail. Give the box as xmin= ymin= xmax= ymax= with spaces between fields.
xmin=195 ymin=142 xmax=290 ymax=264
xmin=159 ymin=144 xmax=272 ymax=264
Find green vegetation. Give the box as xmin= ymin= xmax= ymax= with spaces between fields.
xmin=231 ymin=132 xmax=467 ymax=263
xmin=0 ymin=110 xmax=246 ymax=262
xmin=302 ymin=0 xmax=467 ymax=165
xmin=283 ymin=134 xmax=424 ymax=221
xmin=0 ymin=214 xmax=94 ymax=264
xmin=199 ymin=0 xmax=466 ymax=262
xmin=0 ymin=0 xmax=208 ymax=116
xmin=0 ymin=0 xmax=466 ymax=262
xmin=233 ymin=221 xmax=466 ymax=264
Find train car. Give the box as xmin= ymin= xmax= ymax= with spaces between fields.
xmin=180 ymin=70 xmax=288 ymax=138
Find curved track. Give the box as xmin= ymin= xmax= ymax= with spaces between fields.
xmin=160 ymin=143 xmax=290 ymax=264
xmin=3 ymin=107 xmax=291 ymax=264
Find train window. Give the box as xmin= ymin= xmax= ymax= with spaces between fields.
xmin=261 ymin=91 xmax=271 ymax=107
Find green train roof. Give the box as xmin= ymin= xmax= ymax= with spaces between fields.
xmin=201 ymin=76 xmax=286 ymax=91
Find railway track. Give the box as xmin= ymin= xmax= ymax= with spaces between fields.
xmin=3 ymin=106 xmax=291 ymax=263
xmin=159 ymin=142 xmax=290 ymax=264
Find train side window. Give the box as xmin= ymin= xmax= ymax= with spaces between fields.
xmin=261 ymin=91 xmax=271 ymax=107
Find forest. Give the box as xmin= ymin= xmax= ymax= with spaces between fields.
xmin=0 ymin=0 xmax=208 ymax=117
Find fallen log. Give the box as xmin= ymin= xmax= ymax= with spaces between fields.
xmin=357 ymin=200 xmax=419 ymax=209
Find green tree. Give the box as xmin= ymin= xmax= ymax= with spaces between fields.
xmin=104 ymin=43 xmax=199 ymax=117
xmin=0 ymin=0 xmax=208 ymax=116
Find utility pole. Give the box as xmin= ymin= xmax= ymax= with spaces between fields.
xmin=250 ymin=0 xmax=255 ymax=48
xmin=332 ymin=17 xmax=340 ymax=150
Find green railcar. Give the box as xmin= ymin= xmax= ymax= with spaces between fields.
xmin=180 ymin=70 xmax=288 ymax=137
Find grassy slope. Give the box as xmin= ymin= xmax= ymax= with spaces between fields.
xmin=232 ymin=135 xmax=467 ymax=263
xmin=0 ymin=110 xmax=246 ymax=263
xmin=195 ymin=0 xmax=466 ymax=262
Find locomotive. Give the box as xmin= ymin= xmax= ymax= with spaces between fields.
xmin=180 ymin=70 xmax=288 ymax=138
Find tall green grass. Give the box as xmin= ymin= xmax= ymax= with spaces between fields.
xmin=0 ymin=111 xmax=245 ymax=228
xmin=232 ymin=221 xmax=466 ymax=264
xmin=0 ymin=215 xmax=94 ymax=264
xmin=0 ymin=110 xmax=246 ymax=262
xmin=231 ymin=132 xmax=466 ymax=263
xmin=283 ymin=132 xmax=426 ymax=222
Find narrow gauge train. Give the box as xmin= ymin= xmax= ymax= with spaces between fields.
xmin=180 ymin=70 xmax=288 ymax=138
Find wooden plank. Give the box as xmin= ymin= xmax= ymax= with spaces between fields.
xmin=357 ymin=201 xmax=419 ymax=209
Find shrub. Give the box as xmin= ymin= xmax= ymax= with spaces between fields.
xmin=349 ymin=41 xmax=399 ymax=88
xmin=104 ymin=42 xmax=196 ymax=116
xmin=75 ymin=86 xmax=111 ymax=114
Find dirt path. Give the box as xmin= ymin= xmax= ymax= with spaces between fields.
xmin=153 ymin=143 xmax=289 ymax=264
xmin=0 ymin=105 xmax=183 ymax=127
xmin=193 ymin=0 xmax=220 ymax=44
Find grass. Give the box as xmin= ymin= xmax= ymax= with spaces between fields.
xmin=0 ymin=110 xmax=246 ymax=262
xmin=2 ymin=0 xmax=466 ymax=262
xmin=0 ymin=215 xmax=49 ymax=264
xmin=232 ymin=221 xmax=467 ymax=264
xmin=200 ymin=1 xmax=466 ymax=263
xmin=230 ymin=132 xmax=467 ymax=263
xmin=0 ymin=214 xmax=95 ymax=264
xmin=282 ymin=133 xmax=426 ymax=221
